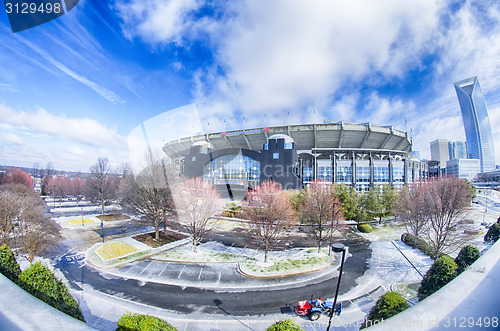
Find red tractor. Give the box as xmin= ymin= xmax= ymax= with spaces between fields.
xmin=295 ymin=297 xmax=342 ymax=321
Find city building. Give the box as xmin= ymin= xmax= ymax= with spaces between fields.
xmin=163 ymin=122 xmax=428 ymax=193
xmin=446 ymin=158 xmax=480 ymax=181
xmin=454 ymin=77 xmax=496 ymax=172
xmin=448 ymin=141 xmax=467 ymax=160
xmin=430 ymin=139 xmax=450 ymax=174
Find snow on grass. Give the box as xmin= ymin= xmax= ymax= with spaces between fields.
xmin=155 ymin=246 xmax=247 ymax=263
xmin=95 ymin=241 xmax=139 ymax=261
xmin=239 ymin=248 xmax=335 ymax=277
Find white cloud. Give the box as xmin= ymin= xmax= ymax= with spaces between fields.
xmin=2 ymin=132 xmax=24 ymax=146
xmin=0 ymin=104 xmax=126 ymax=148
xmin=115 ymin=0 xmax=203 ymax=45
xmin=117 ymin=1 xmax=500 ymax=164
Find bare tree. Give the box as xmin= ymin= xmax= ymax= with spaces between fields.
xmin=172 ymin=177 xmax=223 ymax=252
xmin=299 ymin=182 xmax=344 ymax=252
xmin=120 ymin=154 xmax=180 ymax=241
xmin=393 ymin=184 xmax=429 ymax=237
xmin=424 ymin=177 xmax=474 ymax=257
xmin=242 ymin=180 xmax=295 ymax=262
xmin=0 ymin=184 xmax=60 ymax=261
xmin=87 ymin=157 xmax=113 ymax=215
xmin=16 ymin=204 xmax=61 ymax=263
xmin=0 ymin=189 xmax=20 ymax=245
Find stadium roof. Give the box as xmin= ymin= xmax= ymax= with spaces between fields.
xmin=163 ymin=122 xmax=411 ymax=158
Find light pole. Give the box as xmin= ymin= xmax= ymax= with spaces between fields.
xmin=327 ymin=243 xmax=346 ymax=331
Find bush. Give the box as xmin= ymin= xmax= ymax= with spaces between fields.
xmin=357 ymin=223 xmax=373 ymax=233
xmin=455 ymin=245 xmax=480 ymax=274
xmin=0 ymin=245 xmax=21 ymax=284
xmin=223 ymin=202 xmax=242 ymax=218
xmin=484 ymin=222 xmax=500 ymax=243
xmin=116 ymin=313 xmax=177 ymax=331
xmin=19 ymin=262 xmax=85 ymax=322
xmin=361 ymin=291 xmax=409 ymax=329
xmin=401 ymin=233 xmax=435 ymax=258
xmin=418 ymin=255 xmax=457 ymax=301
xmin=266 ymin=319 xmax=304 ymax=331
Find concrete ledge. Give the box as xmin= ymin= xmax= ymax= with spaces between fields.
xmin=365 ymin=240 xmax=500 ymax=330
xmin=0 ymin=273 xmax=95 ymax=330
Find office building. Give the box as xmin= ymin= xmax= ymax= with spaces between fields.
xmin=446 ymin=158 xmax=480 ymax=181
xmin=448 ymin=141 xmax=467 ymax=160
xmin=454 ymin=77 xmax=496 ymax=172
xmin=430 ymin=139 xmax=450 ymax=170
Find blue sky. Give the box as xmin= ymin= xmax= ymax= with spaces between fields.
xmin=1 ymin=0 xmax=500 ymax=172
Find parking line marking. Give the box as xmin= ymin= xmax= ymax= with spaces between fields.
xmin=139 ymin=261 xmax=152 ymax=275
xmin=218 ymin=270 xmax=221 ymax=282
xmin=198 ymin=266 xmax=204 ymax=280
xmin=159 ymin=262 xmax=170 ymax=277
xmin=177 ymin=264 xmax=186 ymax=278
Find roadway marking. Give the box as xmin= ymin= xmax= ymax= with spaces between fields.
xmin=139 ymin=261 xmax=152 ymax=275
xmin=158 ymin=262 xmax=170 ymax=277
xmin=218 ymin=270 xmax=222 ymax=282
xmin=198 ymin=266 xmax=204 ymax=280
xmin=177 ymin=264 xmax=186 ymax=278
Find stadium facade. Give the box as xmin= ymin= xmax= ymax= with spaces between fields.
xmin=163 ymin=121 xmax=428 ymax=192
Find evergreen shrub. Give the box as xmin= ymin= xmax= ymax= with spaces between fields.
xmin=418 ymin=255 xmax=457 ymax=301
xmin=266 ymin=319 xmax=304 ymax=331
xmin=455 ymin=245 xmax=480 ymax=274
xmin=357 ymin=223 xmax=373 ymax=233
xmin=0 ymin=245 xmax=21 ymax=284
xmin=361 ymin=291 xmax=409 ymax=329
xmin=20 ymin=262 xmax=85 ymax=321
xmin=116 ymin=313 xmax=177 ymax=331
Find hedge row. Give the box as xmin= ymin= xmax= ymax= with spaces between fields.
xmin=401 ymin=233 xmax=434 ymax=258
xmin=0 ymin=245 xmax=85 ymax=322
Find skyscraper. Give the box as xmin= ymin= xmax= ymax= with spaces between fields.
xmin=454 ymin=76 xmax=496 ymax=173
xmin=448 ymin=141 xmax=467 ymax=160
xmin=430 ymin=139 xmax=450 ymax=169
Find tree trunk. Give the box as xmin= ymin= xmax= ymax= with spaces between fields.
xmin=154 ymin=219 xmax=160 ymax=241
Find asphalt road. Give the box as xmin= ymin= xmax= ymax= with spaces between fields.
xmin=57 ymin=234 xmax=371 ymax=316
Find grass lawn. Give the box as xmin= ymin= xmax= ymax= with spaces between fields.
xmin=95 ymin=240 xmax=138 ymax=260
xmin=67 ymin=218 xmax=95 ymax=225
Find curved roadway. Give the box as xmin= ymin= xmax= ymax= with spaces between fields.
xmin=57 ymin=235 xmax=371 ymax=316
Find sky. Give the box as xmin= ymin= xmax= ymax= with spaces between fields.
xmin=1 ymin=0 xmax=500 ymax=172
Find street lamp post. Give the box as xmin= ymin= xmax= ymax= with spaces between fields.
xmin=327 ymin=243 xmax=346 ymax=331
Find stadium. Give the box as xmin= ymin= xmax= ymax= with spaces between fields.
xmin=162 ymin=121 xmax=428 ymax=194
